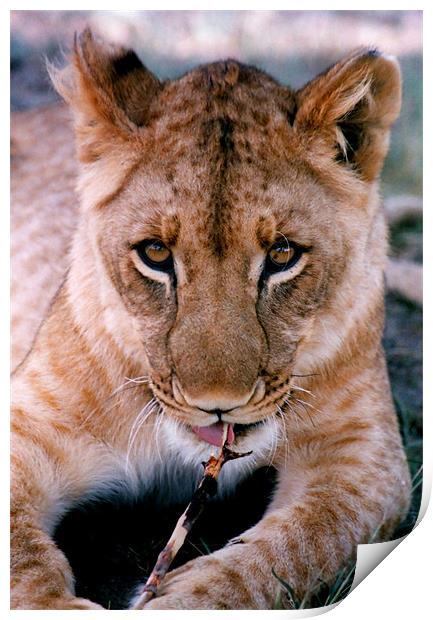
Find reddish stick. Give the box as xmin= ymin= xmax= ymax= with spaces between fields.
xmin=132 ymin=424 xmax=251 ymax=608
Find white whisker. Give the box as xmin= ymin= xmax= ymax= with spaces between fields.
xmin=124 ymin=375 xmax=149 ymax=384
xmin=291 ymin=396 xmax=322 ymax=415
xmin=112 ymin=375 xmax=149 ymax=397
xmin=125 ymin=397 xmax=158 ymax=472
xmin=267 ymin=413 xmax=279 ymax=467
xmin=276 ymin=404 xmax=291 ymax=469
xmin=277 ymin=405 xmax=288 ymax=441
xmin=79 ymin=374 xmax=151 ymax=431
xmin=287 ymin=396 xmax=318 ymax=430
xmin=281 ymin=398 xmax=301 ymax=432
xmin=153 ymin=407 xmax=165 ymax=464
xmin=290 ymin=384 xmax=316 ymax=398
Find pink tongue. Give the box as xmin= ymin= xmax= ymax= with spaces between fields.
xmin=192 ymin=422 xmax=235 ymax=447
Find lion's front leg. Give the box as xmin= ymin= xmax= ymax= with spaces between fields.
xmin=10 ymin=419 xmax=105 ymax=610
xmin=11 ymin=513 xmax=103 ymax=610
xmin=132 ymin=426 xmax=411 ymax=610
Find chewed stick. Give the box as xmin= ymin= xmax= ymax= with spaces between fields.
xmin=132 ymin=423 xmax=252 ymax=608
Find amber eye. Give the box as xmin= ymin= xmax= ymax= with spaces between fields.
xmin=264 ymin=238 xmax=303 ymax=276
xmin=135 ymin=240 xmax=174 ymax=273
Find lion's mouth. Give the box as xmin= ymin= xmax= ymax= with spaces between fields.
xmin=191 ymin=420 xmax=264 ymax=447
xmin=191 ymin=421 xmax=234 ymax=447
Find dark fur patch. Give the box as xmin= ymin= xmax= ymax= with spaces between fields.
xmin=210 ymin=116 xmax=236 ymax=257
xmin=335 ymin=97 xmax=368 ymax=165
xmin=286 ymin=103 xmax=298 ymax=127
xmin=335 ymin=122 xmax=364 ymax=164
xmin=112 ymin=51 xmax=143 ymax=78
xmin=218 ymin=116 xmax=235 ymax=157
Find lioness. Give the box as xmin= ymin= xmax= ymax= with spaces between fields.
xmin=11 ymin=30 xmax=411 ymax=609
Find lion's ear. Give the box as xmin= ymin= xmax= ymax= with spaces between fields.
xmin=294 ymin=50 xmax=402 ymax=181
xmin=49 ymin=28 xmax=161 ymax=162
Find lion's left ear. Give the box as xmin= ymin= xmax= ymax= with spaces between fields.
xmin=294 ymin=50 xmax=402 ymax=182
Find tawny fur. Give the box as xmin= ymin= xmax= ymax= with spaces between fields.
xmin=11 ymin=30 xmax=410 ymax=610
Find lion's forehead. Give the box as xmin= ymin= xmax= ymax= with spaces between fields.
xmin=123 ymin=173 xmax=277 ymax=262
xmin=112 ymin=63 xmax=349 ymax=255
xmin=122 ymin=149 xmax=331 ymax=261
xmin=146 ymin=63 xmax=300 ymax=184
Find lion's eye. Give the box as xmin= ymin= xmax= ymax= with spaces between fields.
xmin=264 ymin=238 xmax=302 ymax=276
xmin=135 ymin=240 xmax=174 ymax=272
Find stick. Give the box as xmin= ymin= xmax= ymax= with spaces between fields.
xmin=132 ymin=424 xmax=252 ymax=608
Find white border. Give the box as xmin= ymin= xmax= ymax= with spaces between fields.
xmin=5 ymin=4 xmax=428 ymax=619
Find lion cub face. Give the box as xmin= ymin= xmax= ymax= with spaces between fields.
xmin=54 ymin=31 xmax=401 ymax=450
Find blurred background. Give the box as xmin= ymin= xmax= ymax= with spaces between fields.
xmin=11 ymin=10 xmax=422 ymax=196
xmin=10 ymin=10 xmax=422 ymax=609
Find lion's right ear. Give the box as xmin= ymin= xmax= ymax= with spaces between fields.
xmin=49 ymin=28 xmax=161 ymax=163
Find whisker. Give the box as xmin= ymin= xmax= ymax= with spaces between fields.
xmin=78 ymin=379 xmax=150 ymax=430
xmin=275 ymin=404 xmax=291 ymax=469
xmin=125 ymin=397 xmax=158 ymax=472
xmin=290 ymin=373 xmax=319 ymax=378
xmin=267 ymin=413 xmax=279 ymax=467
xmin=275 ymin=405 xmax=286 ymax=439
xmin=291 ymin=396 xmax=323 ymax=415
xmin=78 ymin=392 xmax=122 ymax=429
xmin=153 ymin=407 xmax=165 ymax=464
xmin=106 ymin=381 xmax=149 ymax=404
xmin=126 ymin=403 xmax=155 ymax=467
xmin=112 ymin=375 xmax=149 ymax=396
xmin=127 ymin=401 xmax=155 ymax=454
xmin=282 ymin=396 xmax=311 ymax=431
xmin=290 ymin=384 xmax=316 ymax=398
xmin=289 ymin=397 xmax=318 ymax=429
xmin=124 ymin=375 xmax=149 ymax=385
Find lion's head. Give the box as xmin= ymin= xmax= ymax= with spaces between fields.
xmin=52 ymin=31 xmax=401 ymax=459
